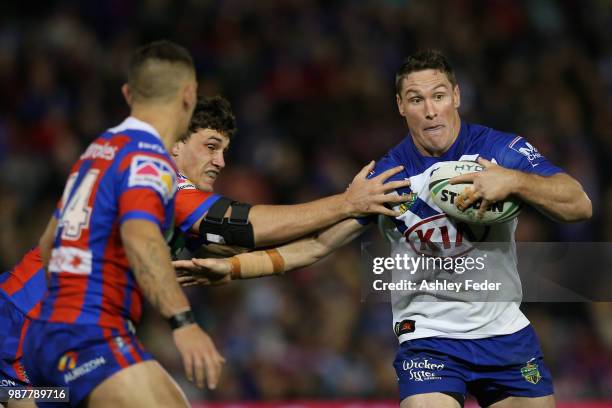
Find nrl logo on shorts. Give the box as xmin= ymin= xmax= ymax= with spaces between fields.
xmin=520 ymin=359 xmax=542 ymax=385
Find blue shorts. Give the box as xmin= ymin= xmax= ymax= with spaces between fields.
xmin=393 ymin=325 xmax=554 ymax=407
xmin=22 ymin=320 xmax=152 ymax=407
xmin=0 ymin=295 xmax=30 ymax=387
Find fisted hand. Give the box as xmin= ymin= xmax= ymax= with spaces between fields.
xmin=450 ymin=157 xmax=520 ymax=219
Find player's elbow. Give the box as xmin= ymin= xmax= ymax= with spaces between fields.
xmin=307 ymin=238 xmax=334 ymax=264
xmin=556 ymin=192 xmax=592 ymax=223
xmin=308 ymin=243 xmax=327 ymax=263
xmin=572 ymin=193 xmax=592 ymax=222
xmin=556 ymin=175 xmax=593 ymax=222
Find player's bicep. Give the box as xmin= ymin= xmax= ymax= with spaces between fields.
xmin=192 ymin=196 xmax=255 ymax=248
xmin=120 ymin=218 xmax=165 ymax=247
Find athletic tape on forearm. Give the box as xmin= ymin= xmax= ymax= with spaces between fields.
xmin=229 ymin=249 xmax=285 ymax=279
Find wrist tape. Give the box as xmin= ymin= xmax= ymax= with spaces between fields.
xmin=229 ymin=249 xmax=285 ymax=279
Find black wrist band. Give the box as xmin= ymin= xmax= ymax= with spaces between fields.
xmin=168 ymin=310 xmax=195 ymax=330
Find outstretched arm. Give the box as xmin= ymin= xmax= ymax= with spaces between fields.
xmin=175 ymin=218 xmax=368 ymax=285
xmin=270 ymin=218 xmax=368 ymax=274
xmin=187 ymin=162 xmax=409 ymax=249
xmin=248 ymin=163 xmax=406 ymax=246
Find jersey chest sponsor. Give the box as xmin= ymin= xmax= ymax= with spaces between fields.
xmin=128 ymin=155 xmax=176 ymax=203
xmin=404 ymin=214 xmax=490 ymax=257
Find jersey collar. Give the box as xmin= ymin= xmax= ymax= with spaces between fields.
xmin=107 ymin=116 xmax=161 ymax=141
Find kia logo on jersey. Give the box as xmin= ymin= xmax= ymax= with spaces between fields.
xmin=404 ymin=214 xmax=490 ymax=257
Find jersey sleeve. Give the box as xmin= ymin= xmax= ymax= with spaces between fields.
xmin=116 ymin=152 xmax=177 ymax=228
xmin=175 ymin=186 xmax=221 ymax=233
xmin=356 ymin=152 xmax=409 ymax=225
xmin=495 ymin=136 xmax=563 ymax=176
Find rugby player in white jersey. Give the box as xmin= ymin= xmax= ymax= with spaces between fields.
xmin=176 ymin=50 xmax=591 ymax=408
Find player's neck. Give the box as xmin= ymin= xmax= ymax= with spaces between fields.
xmin=130 ymin=105 xmax=183 ymax=151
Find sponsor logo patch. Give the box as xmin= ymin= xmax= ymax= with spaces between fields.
xmin=177 ymin=173 xmax=196 ymax=190
xmin=137 ymin=141 xmax=166 ymax=155
xmin=521 ymin=359 xmax=542 ymax=385
xmin=113 ymin=336 xmax=134 ymax=355
xmin=508 ymin=137 xmax=543 ymax=167
xmin=80 ymin=142 xmax=117 ymax=161
xmin=62 ymin=356 xmax=107 ymax=383
xmin=58 ymin=351 xmax=78 ymax=372
xmin=403 ymin=358 xmax=445 ymax=382
xmin=398 ymin=192 xmax=417 ymax=215
xmin=128 ymin=155 xmax=176 ymax=202
xmin=49 ymin=247 xmax=93 ymax=275
xmin=404 ymin=214 xmax=490 ymax=257
xmin=394 ymin=319 xmax=416 ymax=336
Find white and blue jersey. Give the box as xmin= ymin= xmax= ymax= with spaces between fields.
xmin=365 ymin=121 xmax=562 ymax=342
xmin=367 ymin=121 xmax=560 ymax=403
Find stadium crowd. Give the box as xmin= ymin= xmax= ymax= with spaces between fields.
xmin=0 ymin=0 xmax=611 ymax=402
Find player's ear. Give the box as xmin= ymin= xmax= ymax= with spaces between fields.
xmin=182 ymin=81 xmax=197 ymax=113
xmin=171 ymin=141 xmax=183 ymax=157
xmin=453 ymin=84 xmax=461 ymax=109
xmin=396 ymin=94 xmax=405 ymax=116
xmin=121 ymin=84 xmax=132 ymax=107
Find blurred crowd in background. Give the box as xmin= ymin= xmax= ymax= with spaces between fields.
xmin=1 ymin=0 xmax=611 ymax=402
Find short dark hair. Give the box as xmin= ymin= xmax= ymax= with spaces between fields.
xmin=127 ymin=40 xmax=195 ymax=102
xmin=395 ymin=49 xmax=457 ymax=95
xmin=182 ymin=95 xmax=237 ymax=141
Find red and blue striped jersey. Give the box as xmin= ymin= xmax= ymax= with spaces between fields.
xmin=0 ymin=247 xmax=44 ymax=319
xmin=170 ymin=173 xmax=221 ymax=255
xmin=174 ymin=172 xmax=220 ymax=233
xmin=39 ymin=117 xmax=177 ymax=330
xmin=0 ymin=155 xmax=221 ymax=328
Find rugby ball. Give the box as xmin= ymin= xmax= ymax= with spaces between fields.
xmin=429 ymin=161 xmax=521 ymax=225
